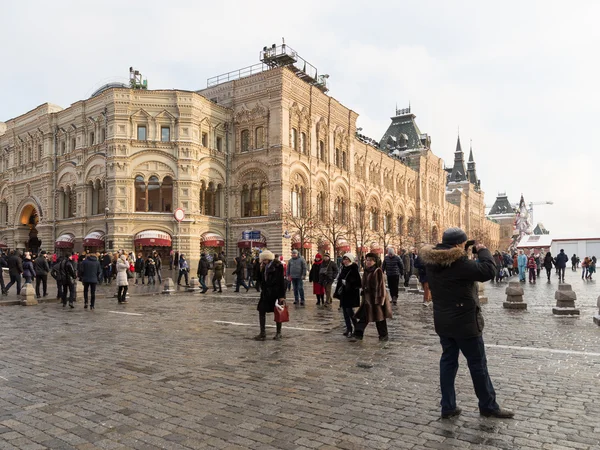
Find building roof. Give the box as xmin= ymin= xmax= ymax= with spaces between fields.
xmin=533 ymin=223 xmax=550 ymax=235
xmin=488 ymin=193 xmax=514 ymax=215
xmin=378 ymin=107 xmax=424 ymax=152
xmin=517 ymin=234 xmax=553 ymax=249
xmin=467 ymin=145 xmax=478 ymax=185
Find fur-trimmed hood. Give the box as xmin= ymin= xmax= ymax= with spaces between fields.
xmin=419 ymin=244 xmax=467 ymax=267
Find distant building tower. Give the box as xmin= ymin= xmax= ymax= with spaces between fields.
xmin=449 ymin=136 xmax=468 ymax=183
xmin=487 ymin=193 xmax=517 ymax=251
xmin=467 ymin=143 xmax=481 ymax=190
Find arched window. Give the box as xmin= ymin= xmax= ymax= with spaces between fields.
xmin=291 ymin=128 xmax=298 ymax=150
xmin=291 ymin=186 xmax=305 ymax=218
xmin=205 ymin=182 xmax=215 ymax=216
xmin=161 ymin=176 xmax=173 ymax=212
xmin=89 ymin=180 xmax=106 ymax=215
xmin=370 ymin=208 xmax=379 ymax=231
xmin=60 ymin=142 xmax=65 ymax=156
xmin=135 ymin=176 xmax=146 ymax=212
xmin=241 ymin=130 xmax=249 ymax=152
xmin=397 ymin=216 xmax=404 ymax=235
xmin=0 ymin=201 xmax=8 ymax=225
xmin=319 ymin=140 xmax=325 ymax=161
xmin=147 ymin=176 xmax=160 ymax=212
xmin=255 ymin=127 xmax=264 ymax=149
xmin=340 ymin=198 xmax=347 ymax=223
xmin=335 ymin=148 xmax=340 ymax=167
xmin=241 ymin=184 xmax=250 ymax=217
xmin=316 ymin=192 xmax=326 ymax=221
xmin=241 ymin=183 xmax=268 ymax=217
xmin=407 ymin=217 xmax=416 ymax=236
xmin=251 ymin=184 xmax=260 ymax=216
xmin=260 ymin=182 xmax=268 ymax=216
xmin=300 ymin=132 xmax=307 ymax=154
xmin=383 ymin=212 xmax=392 ymax=232
xmin=342 ymin=151 xmax=348 ymax=170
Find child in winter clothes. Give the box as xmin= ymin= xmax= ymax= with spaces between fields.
xmin=527 ymin=255 xmax=537 ymax=283
xmin=146 ymin=258 xmax=157 ymax=285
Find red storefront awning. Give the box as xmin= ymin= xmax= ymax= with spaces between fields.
xmin=55 ymin=234 xmax=75 ymax=249
xmin=291 ymin=234 xmax=312 ymax=249
xmin=201 ymin=232 xmax=225 ymax=248
xmin=134 ymin=230 xmax=172 ymax=247
xmin=0 ymin=241 xmax=7 ymax=249
xmin=83 ymin=231 xmax=105 ymax=247
xmin=336 ymin=239 xmax=351 ymax=252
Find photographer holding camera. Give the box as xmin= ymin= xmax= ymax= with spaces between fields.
xmin=420 ymin=227 xmax=514 ymax=419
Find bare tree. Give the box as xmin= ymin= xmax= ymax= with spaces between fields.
xmin=283 ymin=204 xmax=318 ymax=254
xmin=375 ymin=212 xmax=399 ymax=253
xmin=317 ymin=209 xmax=348 ymax=256
xmin=404 ymin=216 xmax=425 ymax=247
xmin=470 ymin=226 xmax=494 ymax=250
xmin=348 ymin=204 xmax=372 ymax=259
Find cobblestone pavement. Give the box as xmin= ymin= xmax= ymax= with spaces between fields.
xmin=0 ymin=268 xmax=599 ymax=449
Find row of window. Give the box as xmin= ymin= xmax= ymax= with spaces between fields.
xmin=241 ymin=183 xmax=269 ymax=217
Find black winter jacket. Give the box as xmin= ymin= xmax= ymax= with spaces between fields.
xmin=55 ymin=258 xmax=76 ymax=284
xmin=256 ymin=260 xmax=286 ymax=313
xmin=382 ymin=254 xmax=404 ymax=277
xmin=555 ymin=251 xmax=568 ymax=269
xmin=33 ymin=256 xmax=50 ymax=276
xmin=420 ymin=245 xmax=496 ymax=339
xmin=337 ymin=263 xmax=361 ymax=308
xmin=134 ymin=257 xmax=145 ymax=273
xmin=543 ymin=254 xmax=554 ymax=270
xmin=197 ymin=256 xmax=210 ymax=276
xmin=7 ymin=254 xmax=23 ymax=277
xmin=80 ymin=256 xmax=102 ymax=283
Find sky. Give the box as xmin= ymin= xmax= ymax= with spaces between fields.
xmin=1 ymin=0 xmax=598 ymax=237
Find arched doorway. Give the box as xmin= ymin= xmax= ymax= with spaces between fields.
xmin=20 ymin=205 xmax=41 ymax=253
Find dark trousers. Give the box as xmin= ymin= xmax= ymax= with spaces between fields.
xmin=558 ymin=267 xmax=565 ymax=280
xmin=235 ymin=278 xmax=249 ymax=292
xmin=387 ymin=275 xmax=400 ymax=300
xmin=103 ymin=266 xmax=111 ymax=283
xmin=198 ymin=274 xmax=207 ymax=290
xmin=83 ymin=282 xmax=97 ymax=307
xmin=212 ymin=275 xmax=222 ymax=291
xmin=157 ymin=269 xmax=162 ymax=284
xmin=528 ymin=268 xmax=536 ymax=282
xmin=117 ymin=285 xmax=128 ymax=302
xmin=259 ymin=311 xmax=282 ymax=334
xmin=177 ymin=270 xmax=189 ymax=285
xmin=404 ymin=273 xmax=411 ymax=287
xmin=342 ymin=307 xmax=357 ymax=332
xmin=291 ymin=278 xmax=305 ymax=302
xmin=6 ymin=274 xmax=22 ymax=295
xmin=439 ymin=335 xmax=499 ymax=414
xmin=61 ymin=282 xmax=75 ymax=305
xmin=0 ymin=274 xmax=4 ymax=291
xmin=545 ymin=267 xmax=552 ymax=280
xmin=354 ymin=317 xmax=388 ymax=338
xmin=35 ymin=274 xmax=48 ymax=297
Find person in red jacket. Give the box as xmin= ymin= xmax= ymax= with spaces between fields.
xmin=527 ymin=254 xmax=537 ymax=283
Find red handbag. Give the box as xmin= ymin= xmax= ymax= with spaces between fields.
xmin=274 ymin=301 xmax=289 ymax=323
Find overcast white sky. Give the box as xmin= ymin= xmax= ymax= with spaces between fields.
xmin=1 ymin=0 xmax=598 ymax=236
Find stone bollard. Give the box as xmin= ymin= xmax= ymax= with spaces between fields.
xmin=478 ymin=282 xmax=488 ymax=305
xmin=593 ymin=296 xmax=600 ymax=325
xmin=503 ymin=281 xmax=527 ymax=309
xmin=552 ymin=283 xmax=580 ymax=316
xmin=20 ymin=283 xmax=37 ymax=306
xmin=162 ymin=278 xmax=176 ymax=295
xmin=187 ymin=277 xmax=201 ymax=292
xmin=407 ymin=275 xmax=420 ymax=293
xmin=75 ymin=281 xmax=84 ymax=301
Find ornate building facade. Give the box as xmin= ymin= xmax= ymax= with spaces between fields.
xmin=0 ymin=45 xmax=499 ymax=268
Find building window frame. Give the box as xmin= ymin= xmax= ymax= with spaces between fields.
xmin=161 ymin=126 xmax=170 ymax=142
xmin=137 ymin=125 xmax=147 ymax=141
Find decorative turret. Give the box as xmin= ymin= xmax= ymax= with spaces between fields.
xmin=467 ymin=142 xmax=480 ymax=189
xmin=449 ymin=135 xmax=467 ymax=183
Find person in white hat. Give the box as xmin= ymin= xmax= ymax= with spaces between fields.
xmin=254 ymin=250 xmax=287 ymax=340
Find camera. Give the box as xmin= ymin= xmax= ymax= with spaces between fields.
xmin=465 ymin=240 xmax=478 ymax=254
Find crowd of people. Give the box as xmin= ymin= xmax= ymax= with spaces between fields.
xmin=489 ymin=248 xmax=596 ymax=283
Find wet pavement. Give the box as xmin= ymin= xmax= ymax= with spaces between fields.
xmin=0 ymin=268 xmax=598 ymax=449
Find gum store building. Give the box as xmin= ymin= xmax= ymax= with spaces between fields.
xmin=0 ymin=45 xmax=498 ymax=267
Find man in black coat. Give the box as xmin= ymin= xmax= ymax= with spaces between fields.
xmin=420 ymin=227 xmax=514 ymax=420
xmin=80 ymin=254 xmax=102 ymax=309
xmin=33 ymin=251 xmax=50 ymax=298
xmin=382 ymin=248 xmax=404 ymax=305
xmin=196 ymin=253 xmax=209 ymax=294
xmin=554 ymin=249 xmax=569 ymax=283
xmin=4 ymin=250 xmax=23 ymax=295
xmin=57 ymin=254 xmax=77 ymax=308
xmin=0 ymin=252 xmax=7 ymax=294
xmin=254 ymin=250 xmax=286 ymax=341
xmin=102 ymin=252 xmax=113 ymax=284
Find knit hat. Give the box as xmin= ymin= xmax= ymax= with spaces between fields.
xmin=441 ymin=227 xmax=468 ymax=246
xmin=259 ymin=250 xmax=274 ymax=262
xmin=314 ymin=253 xmax=322 ymax=260
xmin=291 ymin=249 xmax=299 ymax=255
xmin=343 ymin=253 xmax=355 ymax=262
xmin=323 ymin=252 xmax=331 ymax=258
